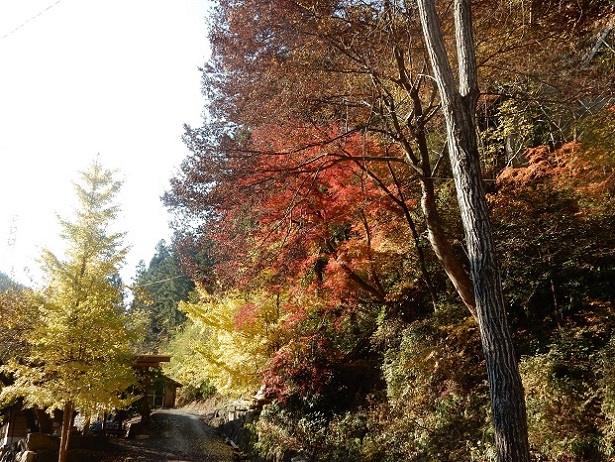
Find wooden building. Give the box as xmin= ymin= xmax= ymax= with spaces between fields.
xmin=133 ymin=355 xmax=180 ymax=422
xmin=0 ymin=355 xmax=180 ymax=444
xmin=0 ymin=404 xmax=53 ymax=447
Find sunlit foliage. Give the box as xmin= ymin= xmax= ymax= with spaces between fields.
xmin=169 ymin=286 xmax=283 ymax=397
xmin=0 ymin=287 xmax=38 ymax=366
xmin=160 ymin=1 xmax=615 ymax=460
xmin=0 ymin=161 xmax=137 ymax=418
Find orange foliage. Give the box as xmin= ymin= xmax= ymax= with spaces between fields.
xmin=497 ymin=141 xmax=615 ymax=203
xmin=204 ymin=123 xmax=416 ymax=307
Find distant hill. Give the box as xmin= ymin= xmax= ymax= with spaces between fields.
xmin=0 ymin=271 xmax=21 ymax=290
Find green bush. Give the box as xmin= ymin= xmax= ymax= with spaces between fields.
xmin=374 ymin=306 xmax=492 ymax=461
xmin=255 ymin=403 xmax=377 ymax=462
xmin=520 ymin=322 xmax=614 ymax=460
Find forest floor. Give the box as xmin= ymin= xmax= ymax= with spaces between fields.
xmin=101 ymin=408 xmax=236 ymax=462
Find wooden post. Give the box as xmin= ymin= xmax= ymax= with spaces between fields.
xmin=142 ymin=369 xmax=150 ymax=425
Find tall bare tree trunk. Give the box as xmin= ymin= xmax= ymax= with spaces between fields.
xmin=416 ymin=1 xmax=530 ymax=461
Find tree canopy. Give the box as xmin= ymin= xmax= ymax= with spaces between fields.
xmin=129 ymin=240 xmax=194 ymax=354
xmin=0 ymin=161 xmax=137 ymax=462
xmin=161 ymin=1 xmax=615 ymax=460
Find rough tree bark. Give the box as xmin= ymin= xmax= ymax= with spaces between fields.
xmin=415 ymin=1 xmax=531 ymax=461
xmin=380 ymin=22 xmax=479 ymax=315
xmin=58 ymin=401 xmax=73 ymax=462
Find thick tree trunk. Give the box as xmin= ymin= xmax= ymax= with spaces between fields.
xmin=444 ymin=95 xmax=530 ymax=461
xmin=58 ymin=401 xmax=73 ymax=462
xmin=416 ymin=1 xmax=530 ymax=461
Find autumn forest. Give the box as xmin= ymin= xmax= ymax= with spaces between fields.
xmin=3 ymin=1 xmax=615 ymax=461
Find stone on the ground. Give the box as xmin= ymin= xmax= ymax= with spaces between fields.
xmin=26 ymin=433 xmax=59 ymax=451
xmin=16 ymin=451 xmax=36 ymax=462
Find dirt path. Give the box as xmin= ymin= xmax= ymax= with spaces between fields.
xmin=104 ymin=409 xmax=236 ymax=462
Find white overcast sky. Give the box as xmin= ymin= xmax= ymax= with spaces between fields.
xmin=0 ymin=0 xmax=210 ymax=287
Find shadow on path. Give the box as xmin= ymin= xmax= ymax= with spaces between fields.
xmin=104 ymin=409 xmax=235 ymax=462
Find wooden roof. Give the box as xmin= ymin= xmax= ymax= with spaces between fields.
xmin=133 ymin=354 xmax=171 ymax=368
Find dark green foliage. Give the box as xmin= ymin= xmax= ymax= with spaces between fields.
xmin=0 ymin=272 xmax=11 ymax=290
xmin=256 ymin=404 xmax=375 ymax=462
xmin=254 ymin=305 xmax=492 ymax=462
xmin=374 ymin=306 xmax=492 ymax=461
xmin=262 ymin=301 xmax=384 ymax=414
xmin=489 ymin=137 xmax=615 ymax=460
xmin=130 ymin=240 xmax=195 ymax=353
xmin=521 ymin=307 xmax=615 ymax=460
xmin=0 ymin=272 xmax=21 ymax=291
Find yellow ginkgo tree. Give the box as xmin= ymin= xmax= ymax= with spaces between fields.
xmin=168 ymin=286 xmax=285 ymax=398
xmin=0 ymin=161 xmax=137 ymax=462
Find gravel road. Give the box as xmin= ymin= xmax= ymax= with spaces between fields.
xmin=104 ymin=408 xmax=236 ymax=462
